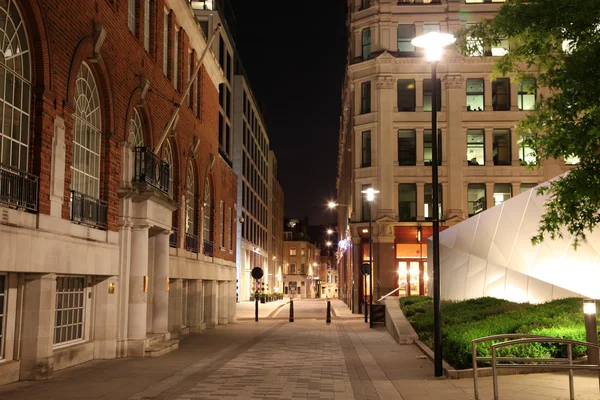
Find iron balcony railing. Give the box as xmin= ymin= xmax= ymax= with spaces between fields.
xmin=170 ymin=227 xmax=178 ymax=248
xmin=185 ymin=233 xmax=199 ymax=253
xmin=70 ymin=190 xmax=108 ymax=230
xmin=203 ymin=239 xmax=214 ymax=257
xmin=133 ymin=147 xmax=171 ymax=196
xmin=0 ymin=164 xmax=39 ymax=212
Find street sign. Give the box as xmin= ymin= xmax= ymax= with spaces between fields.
xmin=360 ymin=263 xmax=371 ymax=276
xmin=251 ymin=267 xmax=263 ymax=280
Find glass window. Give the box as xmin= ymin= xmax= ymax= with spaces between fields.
xmin=128 ymin=108 xmax=144 ymax=147
xmin=491 ymin=38 xmax=509 ymax=56
xmin=186 ymin=162 xmax=195 ymax=234
xmin=228 ymin=207 xmax=233 ymax=251
xmin=398 ymin=129 xmax=416 ymax=166
xmin=565 ymin=155 xmax=580 ymax=165
xmin=0 ymin=1 xmax=32 ymax=172
xmin=361 ymin=81 xmax=371 ymax=114
xmin=467 ymin=129 xmax=485 ymax=166
xmin=203 ymin=179 xmax=211 ymax=241
xmin=398 ymin=184 xmax=416 ymax=222
xmin=360 ymin=0 xmax=369 ymax=10
xmin=424 ymin=184 xmax=442 ymax=220
xmin=493 ymin=129 xmax=511 ymax=165
xmin=423 ymin=24 xmax=440 ymax=35
xmin=361 ymin=184 xmax=371 ymax=222
xmin=465 ymin=23 xmax=483 ymax=56
xmin=144 ymin=0 xmax=151 ymax=52
xmin=397 ymin=79 xmax=415 ymax=112
xmin=520 ymin=183 xmax=537 ymax=193
xmin=492 ymin=78 xmax=510 ymax=111
xmin=163 ymin=12 xmax=168 ymax=76
xmin=162 ymin=140 xmax=174 ymax=195
xmin=173 ymin=29 xmax=179 ymax=90
xmin=220 ymin=201 xmax=225 ymax=248
xmin=518 ymin=138 xmax=536 ymax=165
xmin=468 ymin=184 xmax=486 ymax=216
xmin=128 ymin=0 xmax=136 ymax=34
xmin=290 ymin=247 xmax=296 ymax=256
xmin=54 ymin=276 xmax=86 ymax=345
xmin=518 ymin=78 xmax=536 ymax=111
xmin=361 ymin=131 xmax=371 ymax=167
xmin=494 ymin=183 xmax=512 ymax=206
xmin=424 ymin=129 xmax=442 ymax=166
xmin=362 ymin=28 xmax=371 ymax=61
xmin=466 ymin=78 xmax=484 ymax=111
xmin=423 ymin=79 xmax=441 ymax=112
xmin=71 ymin=63 xmax=102 ymax=198
xmin=397 ymin=25 xmax=415 ymax=52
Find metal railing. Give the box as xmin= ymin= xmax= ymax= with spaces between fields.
xmin=133 ymin=147 xmax=171 ymax=195
xmin=70 ymin=190 xmax=108 ymax=230
xmin=169 ymin=227 xmax=178 ymax=248
xmin=185 ymin=233 xmax=198 ymax=253
xmin=472 ymin=334 xmax=600 ymax=400
xmin=203 ymin=239 xmax=214 ymax=256
xmin=378 ymin=287 xmax=400 ymax=302
xmin=0 ymin=165 xmax=39 ymax=212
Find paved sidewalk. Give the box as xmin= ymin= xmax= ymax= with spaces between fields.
xmin=236 ymin=299 xmax=289 ymax=320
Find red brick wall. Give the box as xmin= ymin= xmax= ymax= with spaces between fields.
xmin=20 ymin=0 xmax=237 ymax=262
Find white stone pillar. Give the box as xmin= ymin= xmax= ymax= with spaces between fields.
xmin=376 ymin=76 xmax=397 ymax=219
xmin=128 ymin=225 xmax=149 ymax=340
xmin=228 ymin=280 xmax=236 ymax=323
xmin=187 ymin=280 xmax=204 ymax=332
xmin=20 ymin=274 xmax=56 ymax=381
xmin=152 ymin=231 xmax=170 ymax=333
xmin=205 ymin=280 xmax=218 ymax=328
xmin=444 ymin=75 xmax=466 ymax=220
xmin=218 ymin=282 xmax=228 ymax=325
xmin=168 ymin=278 xmax=183 ymax=333
xmin=94 ymin=277 xmax=118 ymax=359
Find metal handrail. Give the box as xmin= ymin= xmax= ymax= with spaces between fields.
xmin=378 ymin=287 xmax=400 ymax=302
xmin=477 ymin=336 xmax=600 ymax=400
xmin=0 ymin=164 xmax=39 ymax=212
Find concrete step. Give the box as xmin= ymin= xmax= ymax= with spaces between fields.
xmin=144 ymin=339 xmax=179 ymax=358
xmin=144 ymin=333 xmax=170 ymax=347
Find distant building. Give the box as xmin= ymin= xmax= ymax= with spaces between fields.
xmin=282 ymin=218 xmax=321 ymax=298
xmin=319 ymin=255 xmax=338 ymax=299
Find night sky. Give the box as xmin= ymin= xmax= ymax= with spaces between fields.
xmin=228 ymin=1 xmax=348 ymax=225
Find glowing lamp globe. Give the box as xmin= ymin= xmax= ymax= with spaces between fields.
xmin=411 ymin=32 xmax=456 ymax=62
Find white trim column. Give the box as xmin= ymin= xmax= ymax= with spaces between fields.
xmin=152 ymin=231 xmax=170 ymax=333
xmin=205 ymin=280 xmax=218 ymax=328
xmin=187 ymin=279 xmax=205 ymax=332
xmin=218 ymin=281 xmax=229 ymax=325
xmin=128 ymin=225 xmax=149 ymax=340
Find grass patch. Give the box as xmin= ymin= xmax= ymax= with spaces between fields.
xmin=400 ymin=296 xmax=599 ymax=369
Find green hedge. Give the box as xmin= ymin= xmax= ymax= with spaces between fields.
xmin=400 ymin=296 xmax=599 ymax=369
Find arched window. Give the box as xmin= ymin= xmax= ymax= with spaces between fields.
xmin=162 ymin=140 xmax=173 ymax=195
xmin=128 ymin=108 xmax=143 ymax=147
xmin=185 ymin=161 xmax=195 ymax=235
xmin=72 ymin=62 xmax=101 ymax=198
xmin=203 ymin=179 xmax=211 ymax=241
xmin=0 ymin=0 xmax=32 ymax=171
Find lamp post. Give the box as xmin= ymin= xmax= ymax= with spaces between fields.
xmin=328 ymin=201 xmax=353 ymax=312
xmin=361 ymin=187 xmax=379 ymax=329
xmin=411 ymin=31 xmax=455 ymax=377
xmin=583 ymin=299 xmax=599 ymax=365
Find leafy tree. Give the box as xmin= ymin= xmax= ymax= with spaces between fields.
xmin=456 ymin=0 xmax=600 ymax=247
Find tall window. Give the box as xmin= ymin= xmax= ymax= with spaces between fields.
xmin=162 ymin=140 xmax=174 ymax=195
xmin=72 ymin=63 xmax=101 ymax=199
xmin=54 ymin=276 xmax=86 ymax=345
xmin=173 ymin=28 xmax=179 ymax=90
xmin=492 ymin=78 xmax=510 ymax=111
xmin=203 ymin=179 xmax=212 ymax=242
xmin=424 ymin=184 xmax=442 ymax=220
xmin=467 ymin=129 xmax=485 ymax=165
xmin=361 ymin=131 xmax=371 ymax=167
xmin=361 ymin=81 xmax=371 ymax=114
xmin=128 ymin=0 xmax=136 ymax=34
xmin=398 ymin=129 xmax=416 ymax=166
xmin=423 ymin=79 xmax=441 ymax=112
xmin=424 ymin=129 xmax=441 ymax=166
xmin=0 ymin=1 xmax=31 ymax=172
xmin=494 ymin=183 xmax=512 ymax=206
xmin=360 ymin=0 xmax=369 ymax=10
xmin=397 ymin=80 xmax=415 ymax=111
xmin=492 ymin=129 xmax=511 ymax=165
xmin=468 ymin=184 xmax=486 ymax=216
xmin=163 ymin=11 xmax=168 ymax=76
xmin=219 ymin=201 xmax=224 ymax=248
xmin=361 ymin=184 xmax=371 ymax=222
xmin=290 ymin=247 xmax=296 ymax=256
xmin=186 ymin=162 xmax=196 ymax=235
xmin=128 ymin=108 xmax=144 ymax=147
xmin=362 ymin=28 xmax=371 ymax=61
xmin=491 ymin=38 xmax=509 ymax=56
xmin=518 ymin=78 xmax=536 ymax=111
xmin=144 ymin=0 xmax=151 ymax=52
xmin=397 ymin=24 xmax=415 ymax=52
xmin=228 ymin=207 xmax=233 ymax=251
xmin=465 ymin=22 xmax=484 ymax=57
xmin=188 ymin=50 xmax=193 ymax=108
xmin=518 ymin=138 xmax=536 ymax=165
xmin=466 ymin=78 xmax=484 ymax=111
xmin=398 ymin=184 xmax=416 ymax=221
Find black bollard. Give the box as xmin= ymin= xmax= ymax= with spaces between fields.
xmin=255 ymin=293 xmax=259 ymax=322
xmin=289 ymin=300 xmax=294 ymax=322
xmin=364 ymin=299 xmax=368 ymax=323
xmin=326 ymin=300 xmax=331 ymax=324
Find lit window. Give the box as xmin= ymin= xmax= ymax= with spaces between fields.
xmin=518 ymin=138 xmax=536 ymax=165
xmin=494 ymin=183 xmax=512 ymax=206
xmin=54 ymin=276 xmax=86 ymax=345
xmin=466 ymin=78 xmax=484 ymax=111
xmin=467 ymin=129 xmax=485 ymax=166
xmin=128 ymin=108 xmax=144 ymax=147
xmin=424 ymin=184 xmax=442 ymax=220
xmin=468 ymin=184 xmax=486 ymax=216
xmin=518 ymin=78 xmax=536 ymax=111
xmin=491 ymin=39 xmax=509 ymax=56
xmin=565 ymin=155 xmax=580 ymax=165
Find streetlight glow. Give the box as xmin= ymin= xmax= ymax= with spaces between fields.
xmin=326 ymin=241 xmax=332 ymax=247
xmin=411 ymin=31 xmax=456 ymax=62
xmin=328 ymin=201 xmax=338 ymax=209
xmin=327 ymin=229 xmax=333 ymax=235
xmin=360 ymin=187 xmax=380 ymax=202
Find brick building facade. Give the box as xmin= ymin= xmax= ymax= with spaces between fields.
xmin=0 ymin=0 xmax=237 ymax=384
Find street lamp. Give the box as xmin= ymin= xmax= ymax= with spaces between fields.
xmin=325 ymin=241 xmax=332 ymax=247
xmin=411 ymin=30 xmax=455 ymax=377
xmin=360 ymin=187 xmax=379 ymax=328
xmin=327 ymin=229 xmax=334 ymax=235
xmin=583 ymin=299 xmax=599 ymax=365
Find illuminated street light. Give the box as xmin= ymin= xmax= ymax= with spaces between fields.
xmin=327 ymin=229 xmax=334 ymax=235
xmin=360 ymin=187 xmax=379 ymax=328
xmin=411 ymin=30 xmax=455 ymax=378
xmin=326 ymin=241 xmax=332 ymax=247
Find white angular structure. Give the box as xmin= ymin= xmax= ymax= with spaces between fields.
xmin=429 ymin=177 xmax=600 ymax=303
